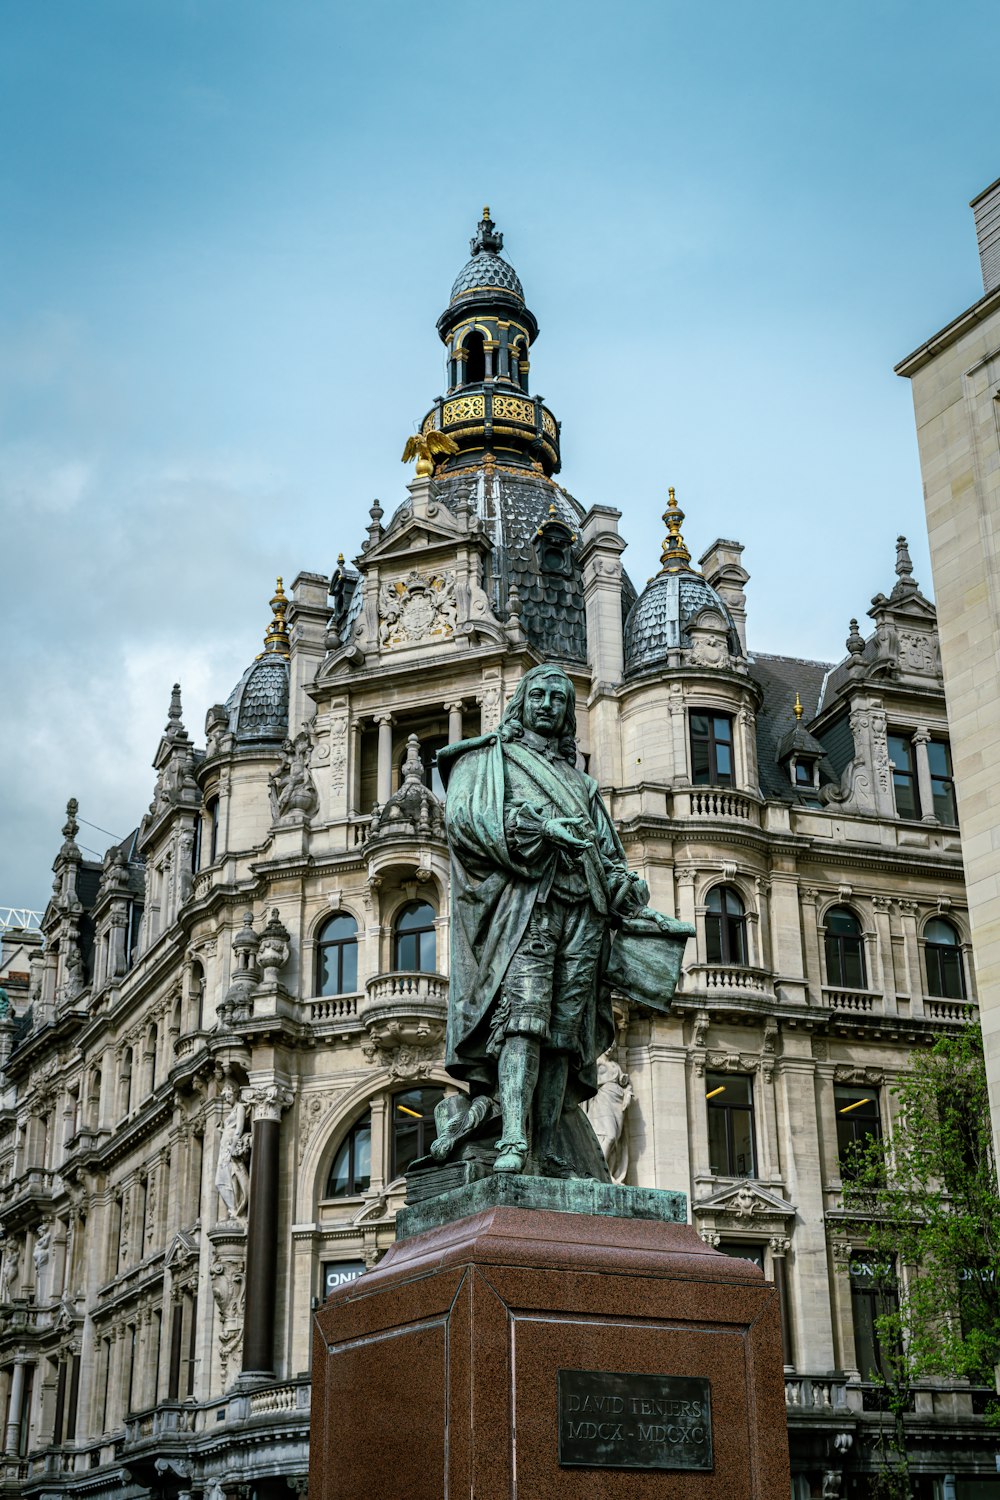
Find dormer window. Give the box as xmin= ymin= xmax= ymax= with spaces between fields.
xmin=534 ymin=511 xmax=575 ymax=577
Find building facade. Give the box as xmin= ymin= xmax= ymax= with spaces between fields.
xmin=896 ymin=173 xmax=1000 ymax=1175
xmin=1 ymin=212 xmax=994 ymax=1500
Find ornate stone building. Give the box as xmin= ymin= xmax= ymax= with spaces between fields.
xmin=1 ymin=211 xmax=993 ymax=1500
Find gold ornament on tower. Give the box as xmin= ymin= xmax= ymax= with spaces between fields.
xmin=401 ymin=431 xmax=460 ymax=476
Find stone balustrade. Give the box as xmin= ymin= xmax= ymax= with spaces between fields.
xmin=821 ymin=987 xmax=880 ymax=1013
xmin=685 ymin=964 xmax=774 ymax=1000
xmin=364 ymin=971 xmax=448 ymax=1007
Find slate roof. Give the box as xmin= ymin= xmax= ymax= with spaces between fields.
xmin=224 ymin=654 xmax=290 ymax=745
xmin=435 ymin=468 xmax=589 ymax=664
xmin=450 ymin=251 xmax=524 ymax=303
xmin=748 ymin=652 xmax=834 ymax=801
xmin=624 ymin=571 xmax=742 ymax=673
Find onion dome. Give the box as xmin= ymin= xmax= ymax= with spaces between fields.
xmin=624 ymin=489 xmax=742 ymax=673
xmin=423 ymin=210 xmax=558 ymax=475
xmin=223 ymin=578 xmax=291 ymax=745
xmin=449 ymin=206 xmax=524 ymax=304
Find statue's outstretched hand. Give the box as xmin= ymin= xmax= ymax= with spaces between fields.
xmin=543 ymin=815 xmax=593 ymax=851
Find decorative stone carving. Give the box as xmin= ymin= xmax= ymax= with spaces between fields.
xmin=0 ymin=1234 xmax=21 ymax=1301
xmin=243 ymin=1083 xmax=294 ymax=1123
xmin=832 ymin=1065 xmax=883 ymax=1086
xmin=217 ymin=912 xmax=260 ymax=1028
xmin=268 ymin=728 xmax=319 ymax=825
xmin=362 ymin=1019 xmax=446 ymax=1081
xmin=378 ymin=571 xmax=457 ymax=648
xmin=257 ymin=909 xmax=291 ymax=985
xmin=367 ymin=735 xmax=445 ymax=844
xmin=215 ymin=1087 xmax=251 ymax=1223
xmin=209 ymin=1243 xmax=247 ymax=1384
xmin=583 ymin=1052 xmax=634 ymax=1184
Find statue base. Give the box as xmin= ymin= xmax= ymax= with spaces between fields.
xmin=396 ymin=1170 xmax=687 ymax=1240
xmin=310 ymin=1203 xmax=790 ymax=1499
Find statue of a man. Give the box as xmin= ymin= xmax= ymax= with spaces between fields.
xmin=436 ymin=663 xmax=691 ymax=1178
xmin=215 ymin=1087 xmax=251 ymax=1221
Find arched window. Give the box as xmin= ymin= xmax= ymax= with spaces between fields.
xmin=325 ymin=1109 xmax=372 ymax=1198
xmin=202 ymin=798 xmax=219 ymax=867
xmin=317 ymin=914 xmax=359 ymax=996
xmin=512 ymin=339 xmax=528 ymax=392
xmin=925 ymin=918 xmax=966 ymax=1000
xmin=393 ymin=901 xmax=436 ymax=972
xmin=706 ymin=886 xmax=747 ymax=966
xmin=464 ymin=332 xmax=486 ymax=384
xmin=391 ymin=1087 xmax=446 ymax=1177
xmin=119 ymin=1048 xmax=133 ymax=1118
xmin=825 ymin=907 xmax=866 ymax=989
xmin=145 ymin=1024 xmax=158 ymax=1096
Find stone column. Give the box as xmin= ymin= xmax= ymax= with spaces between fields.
xmin=445 ymin=701 xmax=464 ymax=745
xmin=800 ymin=889 xmax=823 ymax=1002
xmin=913 ymin=727 xmax=937 ymax=823
xmin=241 ymin=1086 xmax=292 ymax=1377
xmin=374 ymin=715 xmax=394 ymax=805
xmin=4 ymin=1360 xmax=24 ymax=1455
xmin=897 ymin=900 xmax=924 ymax=1015
xmin=769 ymin=1236 xmax=794 ymax=1367
xmin=872 ymin=897 xmax=897 ymax=1012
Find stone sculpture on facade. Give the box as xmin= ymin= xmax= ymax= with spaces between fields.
xmin=584 ymin=1051 xmax=634 ymax=1183
xmin=426 ymin=662 xmax=694 ymax=1181
xmin=0 ymin=1234 xmax=20 ymax=1302
xmin=215 ymin=1087 xmax=251 ymax=1222
xmin=268 ymin=728 xmax=319 ymax=824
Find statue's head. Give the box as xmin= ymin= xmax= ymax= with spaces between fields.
xmin=500 ymin=665 xmax=578 ymax=761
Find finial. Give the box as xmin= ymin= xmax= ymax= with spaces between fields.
xmin=401 ymin=734 xmax=424 ymax=783
xmin=658 ymin=486 xmax=693 ymax=573
xmin=846 ymin=617 xmax=865 ymax=660
xmin=261 ymin=577 xmax=290 ymax=658
xmin=470 ymin=207 xmax=503 ymax=257
xmin=63 ymin=798 xmax=79 ymax=839
xmin=793 ymin=692 xmax=803 ymax=721
xmin=895 ymin=534 xmax=914 ymax=580
xmin=337 ymin=552 xmax=345 ymax=568
xmin=166 ymin=683 xmax=183 ymax=732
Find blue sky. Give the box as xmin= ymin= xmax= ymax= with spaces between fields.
xmin=2 ymin=0 xmax=996 ymax=911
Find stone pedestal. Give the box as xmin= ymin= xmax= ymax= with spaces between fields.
xmin=311 ymin=1197 xmax=790 ymax=1499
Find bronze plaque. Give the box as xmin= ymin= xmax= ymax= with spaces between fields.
xmin=557 ymin=1369 xmax=713 ymax=1471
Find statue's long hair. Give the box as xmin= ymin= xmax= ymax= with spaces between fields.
xmin=499 ymin=665 xmax=578 ymax=763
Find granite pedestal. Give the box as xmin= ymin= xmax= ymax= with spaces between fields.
xmin=310 ymin=1180 xmax=790 ymax=1499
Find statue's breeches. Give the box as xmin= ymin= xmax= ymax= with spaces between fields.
xmin=489 ymin=897 xmax=603 ymax=1059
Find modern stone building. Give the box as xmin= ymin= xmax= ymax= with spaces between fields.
xmin=895 ymin=173 xmax=1000 ymax=1175
xmin=1 ymin=212 xmax=993 ymax=1500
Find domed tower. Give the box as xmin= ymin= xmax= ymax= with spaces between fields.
xmin=421 ymin=208 xmax=561 ymax=477
xmin=221 ymin=578 xmax=291 ymax=745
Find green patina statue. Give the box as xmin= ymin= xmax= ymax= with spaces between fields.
xmin=428 ymin=663 xmax=694 ymax=1184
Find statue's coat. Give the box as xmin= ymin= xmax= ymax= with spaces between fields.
xmin=438 ymin=731 xmax=620 ymax=1101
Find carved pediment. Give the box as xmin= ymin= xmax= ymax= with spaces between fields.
xmin=694 ymin=1181 xmax=796 ymax=1224
xmin=164 ymin=1228 xmax=200 ymax=1272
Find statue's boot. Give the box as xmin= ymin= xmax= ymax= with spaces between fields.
xmin=494 ymin=1035 xmax=539 ymax=1172
xmin=536 ymin=1051 xmax=574 ymax=1177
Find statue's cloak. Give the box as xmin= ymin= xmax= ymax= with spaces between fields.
xmin=438 ymin=732 xmax=620 ymax=1101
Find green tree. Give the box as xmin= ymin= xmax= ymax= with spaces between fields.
xmin=839 ymin=1023 xmax=1000 ymax=1498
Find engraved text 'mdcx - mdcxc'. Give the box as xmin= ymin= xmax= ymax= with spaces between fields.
xmin=558 ymin=1370 xmax=713 ymax=1471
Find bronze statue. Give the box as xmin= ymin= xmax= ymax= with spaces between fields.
xmin=431 ymin=663 xmax=693 ymax=1181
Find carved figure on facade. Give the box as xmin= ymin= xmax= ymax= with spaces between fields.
xmin=583 ymin=1052 xmax=634 ymax=1183
xmin=268 ymin=728 xmax=319 ymax=825
xmin=0 ymin=1235 xmax=20 ymax=1301
xmin=215 ymin=1087 xmax=251 ymax=1222
xmin=378 ymin=571 xmax=457 ymax=649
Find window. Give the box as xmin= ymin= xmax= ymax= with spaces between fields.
xmin=717 ymin=1241 xmax=765 ymax=1270
xmin=398 ymin=735 xmax=448 ymax=800
xmin=705 ymin=886 xmax=747 ymax=966
xmin=690 ymin=713 xmax=734 ymax=786
xmin=322 ymin=1260 xmax=367 ymax=1299
xmin=512 ymin=339 xmax=529 ymax=391
xmin=393 ymin=901 xmax=436 ymax=972
xmin=317 ymin=914 xmax=359 ymax=996
xmin=204 ymin=798 xmax=220 ymax=866
xmin=835 ymin=1085 xmax=881 ymax=1179
xmin=824 ymin=907 xmax=866 ymax=989
xmin=849 ymin=1254 xmax=901 ymax=1393
xmin=391 ymin=1088 xmax=445 ymax=1177
xmin=794 ymin=761 xmax=813 ymax=786
xmin=888 ymin=734 xmax=920 ymax=820
xmin=325 ymin=1110 xmax=372 ymax=1198
xmin=928 ymin=739 xmax=958 ymax=824
xmin=706 ymin=1072 xmax=756 ymax=1177
xmin=464 ymin=331 xmax=485 ymax=384
xmin=925 ymin=918 xmax=966 ymax=1000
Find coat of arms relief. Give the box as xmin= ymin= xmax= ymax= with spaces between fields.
xmin=378 ymin=570 xmax=458 ymax=648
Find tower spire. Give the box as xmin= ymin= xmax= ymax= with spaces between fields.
xmin=659 ymin=487 xmax=694 ymax=574
xmin=259 ymin=577 xmax=290 ymax=658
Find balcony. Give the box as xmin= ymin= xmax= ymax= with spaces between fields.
xmin=685 ymin=964 xmax=774 ymax=1002
xmin=359 ymin=971 xmax=448 ymax=1073
xmin=673 ymin=787 xmax=763 ymax=827
xmin=785 ymin=1375 xmax=858 ymax=1415
xmin=821 ymin=987 xmax=881 ymax=1014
